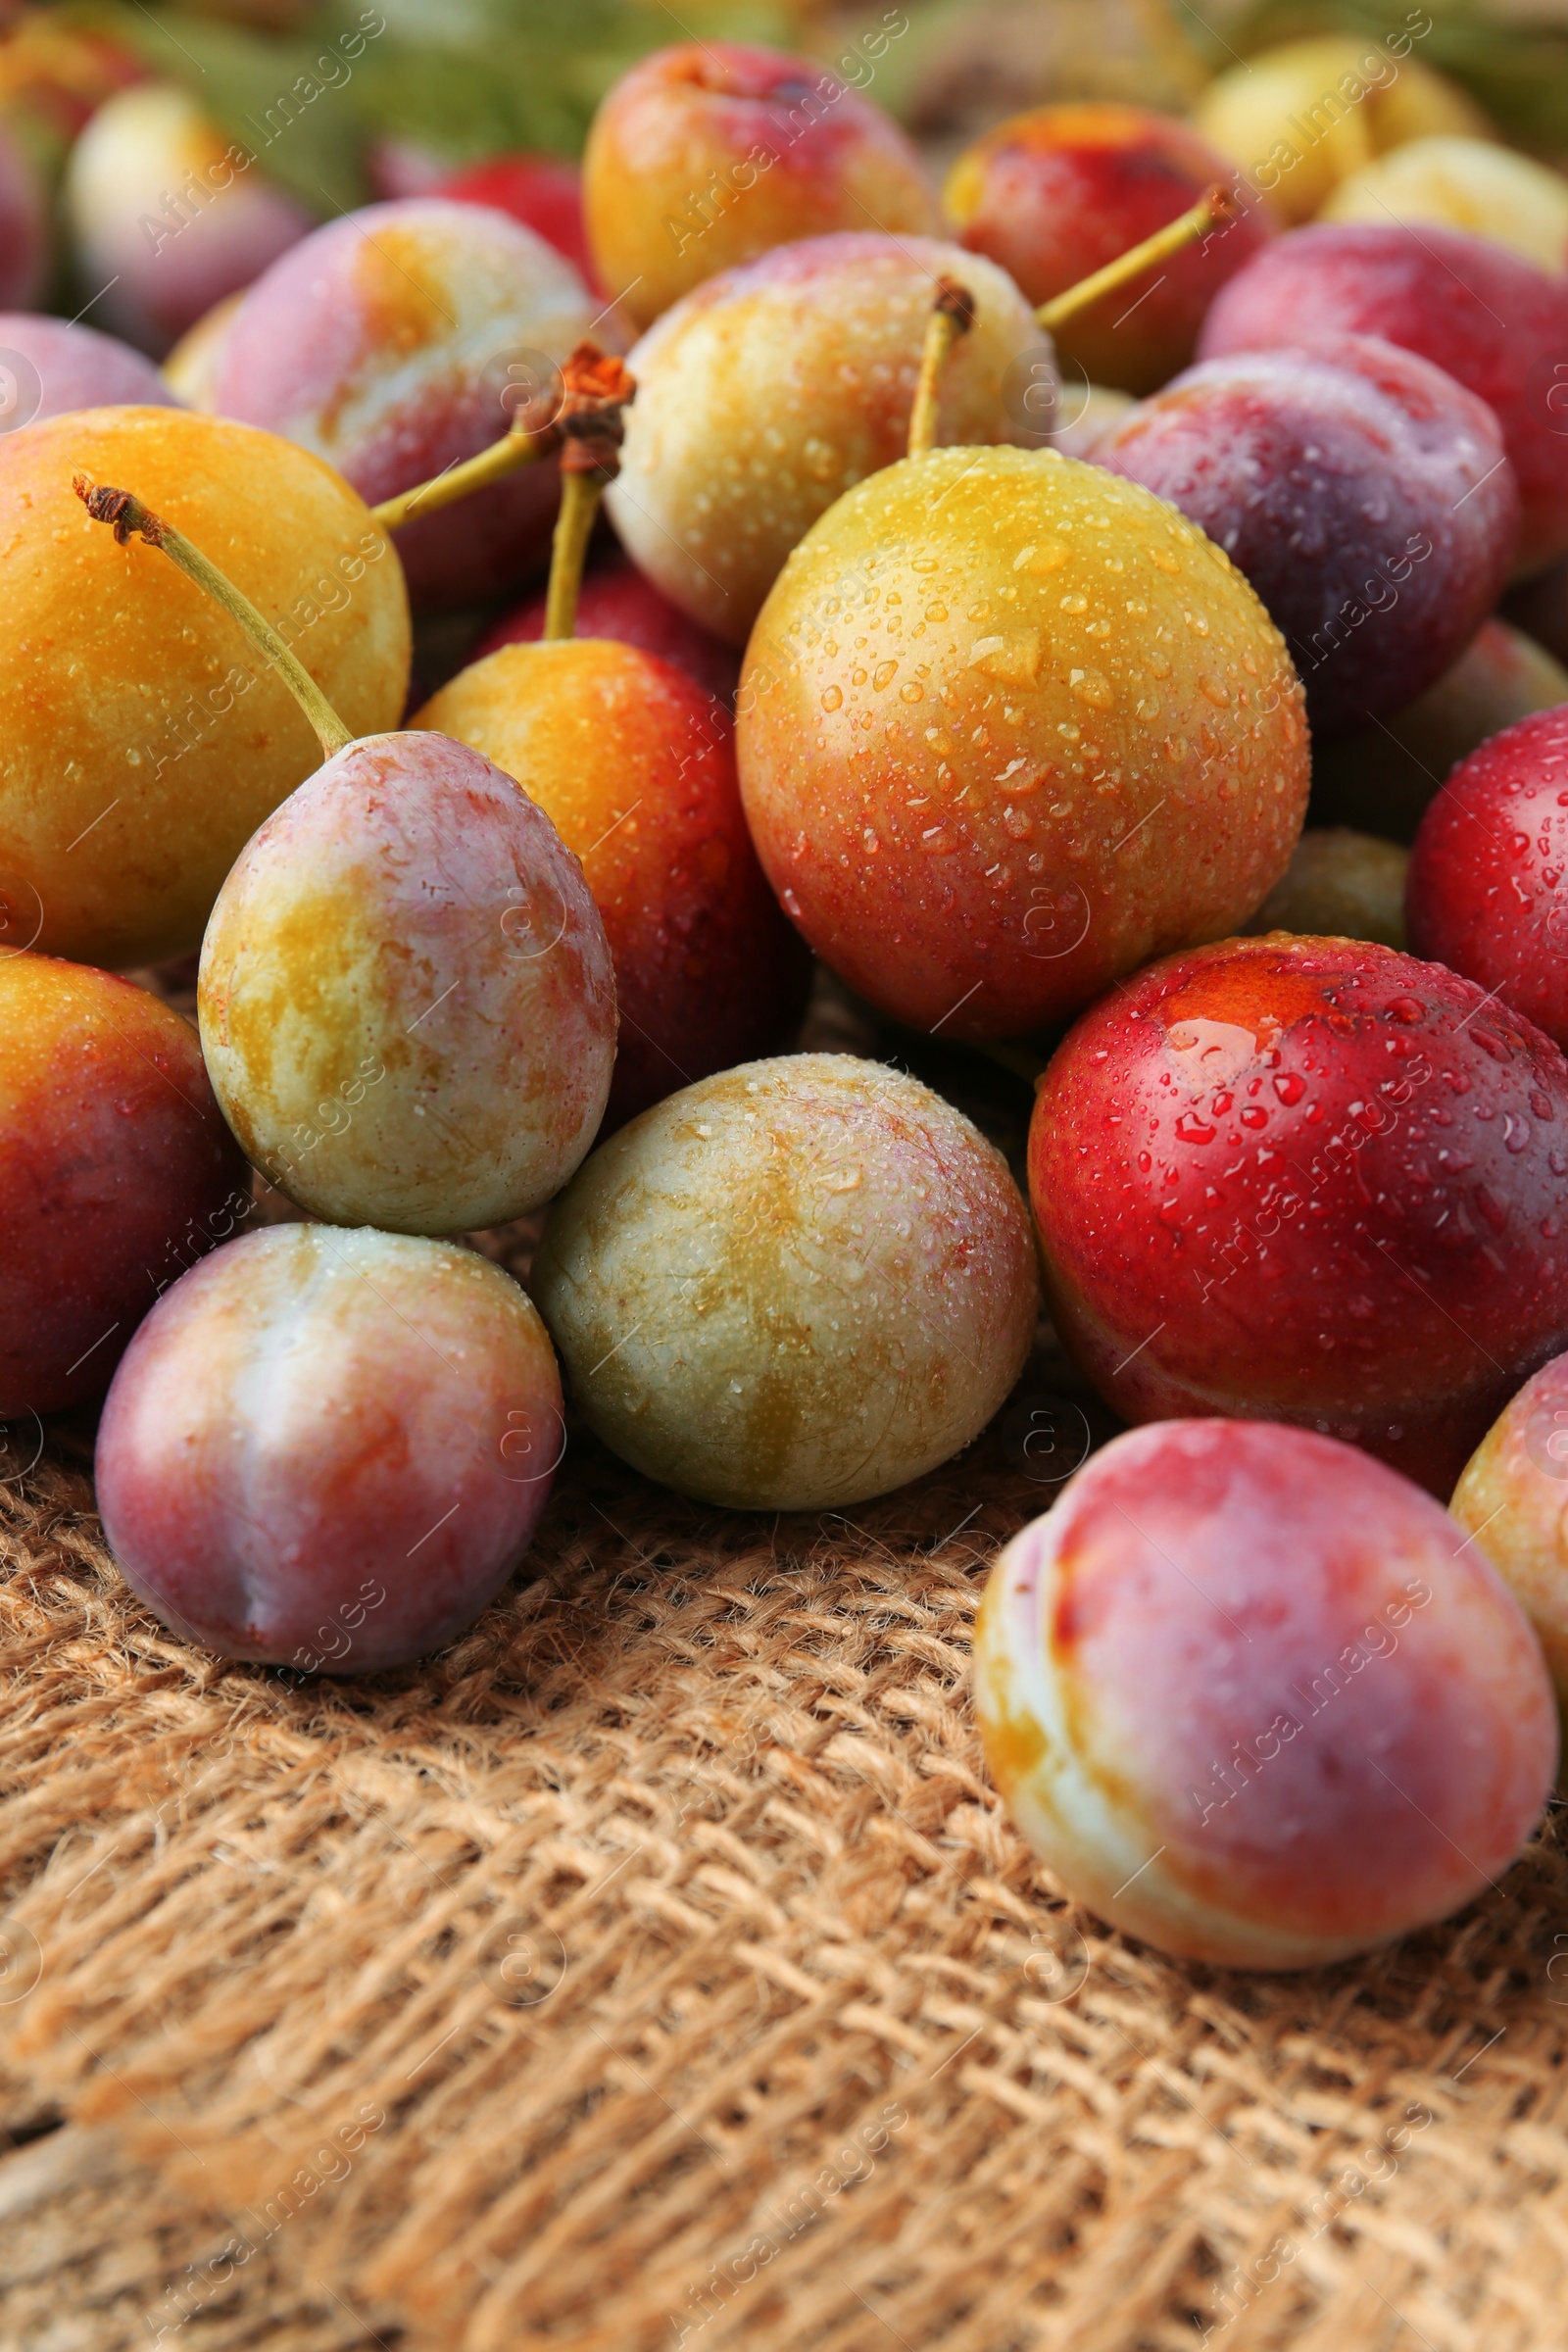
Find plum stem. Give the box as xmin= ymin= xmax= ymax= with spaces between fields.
xmin=542 ymin=343 xmax=638 ymax=643
xmin=73 ymin=475 xmax=355 ymax=759
xmin=369 ymin=418 xmax=551 ymax=533
xmin=907 ymin=277 xmax=976 ymax=462
xmin=1037 ymin=183 xmax=1238 ymax=334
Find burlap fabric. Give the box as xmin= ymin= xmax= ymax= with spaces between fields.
xmin=4 ymin=1004 xmax=1568 ymax=2350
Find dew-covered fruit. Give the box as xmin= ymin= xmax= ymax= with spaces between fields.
xmin=1191 ymin=37 xmax=1493 ymax=226
xmin=0 ymin=406 xmax=410 ymax=969
xmin=1096 ymin=334 xmax=1518 ymax=740
xmin=738 ymin=445 xmax=1307 ymax=1040
xmin=1199 ymin=223 xmax=1568 ymax=579
xmin=606 ymin=232 xmax=1049 ymax=645
xmin=0 ymin=953 xmax=249 ymax=1415
xmin=0 ymin=313 xmax=175 ymax=430
xmin=943 ymin=102 xmax=1272 ymax=395
xmin=198 ymin=730 xmax=616 ymax=1234
xmin=1405 ymin=708 xmax=1568 ymax=1054
xmin=416 ymin=641 xmax=807 ymax=1129
xmin=1451 ymin=1350 xmax=1568 ymax=1716
xmin=531 ymin=1054 xmax=1039 ymax=1511
xmin=1243 ymin=827 xmax=1407 ymax=950
xmin=1028 ymin=933 xmax=1568 ymax=1495
xmin=1321 ymin=135 xmax=1568 ymax=273
xmin=474 ymin=551 xmax=741 ymax=704
xmin=974 ymin=1420 xmax=1556 ymax=1968
xmin=64 ymin=83 xmax=311 ymax=355
xmin=214 ymin=198 xmax=602 ymax=606
xmin=96 ymin=1225 xmax=564 ymax=1672
xmin=1312 ymin=617 xmax=1568 ymax=844
xmin=583 ymin=41 xmax=940 ymax=331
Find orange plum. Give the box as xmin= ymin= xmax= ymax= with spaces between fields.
xmin=416 ymin=640 xmax=808 ymax=1130
xmin=583 ymin=40 xmax=940 ymax=330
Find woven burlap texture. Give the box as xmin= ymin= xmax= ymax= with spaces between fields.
xmin=4 ymin=1354 xmax=1568 ymax=2352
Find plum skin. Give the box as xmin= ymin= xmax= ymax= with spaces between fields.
xmin=96 ymin=1226 xmax=564 ymax=1672
xmin=944 ymin=102 xmax=1273 ymax=396
xmin=531 ymin=1054 xmax=1039 ymax=1512
xmin=738 ymin=445 xmax=1308 ymax=1040
xmin=974 ymin=1420 xmax=1557 ymax=1969
xmin=1451 ymin=1350 xmax=1568 ymax=1718
xmin=416 ymin=641 xmax=808 ymax=1130
xmin=198 ymin=731 xmax=617 ymax=1236
xmin=0 ymin=405 xmax=411 ymax=970
xmin=605 ymin=231 xmax=1052 ymax=647
xmin=583 ymin=40 xmax=940 ymax=330
xmin=1096 ymin=334 xmax=1518 ymax=741
xmin=1406 ymin=708 xmax=1568 ymax=1054
xmin=0 ymin=954 xmax=250 ymax=1415
xmin=1028 ymin=934 xmax=1568 ymax=1495
xmin=0 ymin=313 xmax=175 ymax=429
xmin=215 ymin=198 xmax=602 ymax=608
xmin=1198 ymin=222 xmax=1568 ymax=579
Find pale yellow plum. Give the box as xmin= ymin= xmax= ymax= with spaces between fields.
xmin=0 ymin=405 xmax=411 ymax=969
xmin=1243 ymin=826 xmax=1408 ymax=949
xmin=1313 ymin=617 xmax=1568 ymax=842
xmin=1322 ymin=136 xmax=1568 ymax=273
xmin=531 ymin=1054 xmax=1039 ymax=1511
xmin=161 ymin=289 xmax=245 ymax=411
xmin=605 ymin=233 xmax=1048 ymax=646
xmin=1192 ymin=37 xmax=1492 ymax=226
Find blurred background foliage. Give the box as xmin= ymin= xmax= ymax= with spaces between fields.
xmin=1 ymin=0 xmax=1563 ymax=220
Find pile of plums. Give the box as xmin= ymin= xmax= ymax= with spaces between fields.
xmin=8 ymin=24 xmax=1568 ymax=1974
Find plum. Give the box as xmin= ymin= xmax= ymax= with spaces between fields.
xmin=975 ymin=1420 xmax=1556 ymax=1967
xmin=0 ymin=953 xmax=249 ymax=1415
xmin=532 ymin=1054 xmax=1038 ymax=1511
xmin=1096 ymin=334 xmax=1518 ymax=739
xmin=0 ymin=116 xmax=47 ymax=311
xmin=474 ymin=550 xmax=741 ymax=704
xmin=0 ymin=405 xmax=410 ymax=969
xmin=604 ymin=232 xmax=1049 ymax=646
xmin=0 ymin=313 xmax=175 ymax=433
xmin=64 ymin=84 xmax=312 ymax=356
xmin=1313 ymin=617 xmax=1568 ymax=844
xmin=1028 ymin=933 xmax=1568 ymax=1495
xmin=159 ymin=290 xmax=243 ymax=411
xmin=1405 ymin=707 xmax=1568 ymax=1054
xmin=214 ymin=198 xmax=603 ymax=607
xmin=1198 ymin=223 xmax=1568 ymax=579
xmin=436 ymin=153 xmax=599 ymax=290
xmin=1322 ymin=135 xmax=1568 ymax=274
xmin=582 ymin=40 xmax=939 ymax=331
xmin=738 ymin=444 xmax=1307 ymax=1040
xmin=1243 ymin=827 xmax=1407 ymax=950
xmin=416 ymin=640 xmax=807 ymax=1130
xmin=1451 ymin=1350 xmax=1568 ymax=1717
xmin=944 ymin=102 xmax=1272 ymax=396
xmin=198 ymin=730 xmax=616 ymax=1234
xmin=1192 ymin=35 xmax=1493 ymax=226
xmin=96 ymin=1225 xmax=564 ymax=1672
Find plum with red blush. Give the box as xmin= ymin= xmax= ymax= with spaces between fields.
xmin=1198 ymin=223 xmax=1568 ymax=579
xmin=1406 ymin=706 xmax=1568 ymax=1053
xmin=1096 ymin=334 xmax=1518 ymax=739
xmin=1028 ymin=932 xmax=1568 ymax=1495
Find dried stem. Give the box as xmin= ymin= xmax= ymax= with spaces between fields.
xmin=1037 ymin=183 xmax=1238 ymax=334
xmin=907 ymin=277 xmax=977 ymax=462
xmin=541 ymin=343 xmax=638 ymax=644
xmin=74 ymin=476 xmax=354 ymax=759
